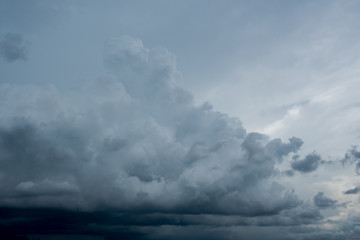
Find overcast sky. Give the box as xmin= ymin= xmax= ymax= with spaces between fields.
xmin=1 ymin=1 xmax=360 ymax=239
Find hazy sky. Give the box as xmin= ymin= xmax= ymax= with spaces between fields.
xmin=1 ymin=1 xmax=360 ymax=239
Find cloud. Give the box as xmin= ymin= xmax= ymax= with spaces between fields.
xmin=313 ymin=192 xmax=337 ymax=208
xmin=343 ymin=146 xmax=360 ymax=175
xmin=344 ymin=186 xmax=360 ymax=195
xmin=0 ymin=207 xmax=325 ymax=240
xmin=0 ymin=86 xmax=302 ymax=215
xmin=0 ymin=33 xmax=29 ymax=62
xmin=15 ymin=179 xmax=79 ymax=197
xmin=283 ymin=170 xmax=295 ymax=177
xmin=0 ymin=36 xmax=337 ymax=239
xmin=291 ymin=152 xmax=321 ymax=173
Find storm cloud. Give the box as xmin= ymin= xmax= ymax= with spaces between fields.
xmin=0 ymin=37 xmax=303 ymax=214
xmin=0 ymin=36 xmax=330 ymax=239
xmin=2 ymin=0 xmax=360 ymax=239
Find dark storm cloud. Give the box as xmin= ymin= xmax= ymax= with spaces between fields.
xmin=0 ymin=95 xmax=301 ymax=215
xmin=0 ymin=33 xmax=29 ymax=62
xmin=0 ymin=36 xmax=329 ymax=239
xmin=0 ymin=204 xmax=324 ymax=240
xmin=313 ymin=192 xmax=337 ymax=208
xmin=291 ymin=152 xmax=321 ymax=173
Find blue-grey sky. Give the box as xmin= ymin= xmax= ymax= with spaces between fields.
xmin=1 ymin=1 xmax=360 ymax=239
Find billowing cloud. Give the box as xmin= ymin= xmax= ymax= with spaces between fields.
xmin=0 ymin=36 xmax=347 ymax=239
xmin=291 ymin=152 xmax=321 ymax=173
xmin=0 ymin=36 xmax=306 ymax=215
xmin=0 ymin=33 xmax=29 ymax=62
xmin=313 ymin=192 xmax=337 ymax=208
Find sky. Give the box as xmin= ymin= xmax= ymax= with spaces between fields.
xmin=1 ymin=1 xmax=360 ymax=239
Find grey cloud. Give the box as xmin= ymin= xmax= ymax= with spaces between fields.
xmin=15 ymin=179 xmax=79 ymax=197
xmin=263 ymin=204 xmax=322 ymax=226
xmin=291 ymin=152 xmax=321 ymax=173
xmin=283 ymin=170 xmax=295 ymax=177
xmin=0 ymin=206 xmax=325 ymax=240
xmin=343 ymin=146 xmax=360 ymax=175
xmin=265 ymin=137 xmax=303 ymax=160
xmin=0 ymin=36 xmax=323 ymax=238
xmin=344 ymin=186 xmax=360 ymax=195
xmin=348 ymin=146 xmax=360 ymax=159
xmin=0 ymin=109 xmax=301 ymax=215
xmin=0 ymin=33 xmax=29 ymax=62
xmin=343 ymin=146 xmax=360 ymax=163
xmin=313 ymin=192 xmax=337 ymax=208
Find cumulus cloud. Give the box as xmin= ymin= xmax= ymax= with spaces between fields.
xmin=313 ymin=192 xmax=337 ymax=208
xmin=291 ymin=152 xmax=321 ymax=173
xmin=0 ymin=36 xmax=335 ymax=239
xmin=0 ymin=33 xmax=29 ymax=62
xmin=0 ymin=84 xmax=301 ymax=215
